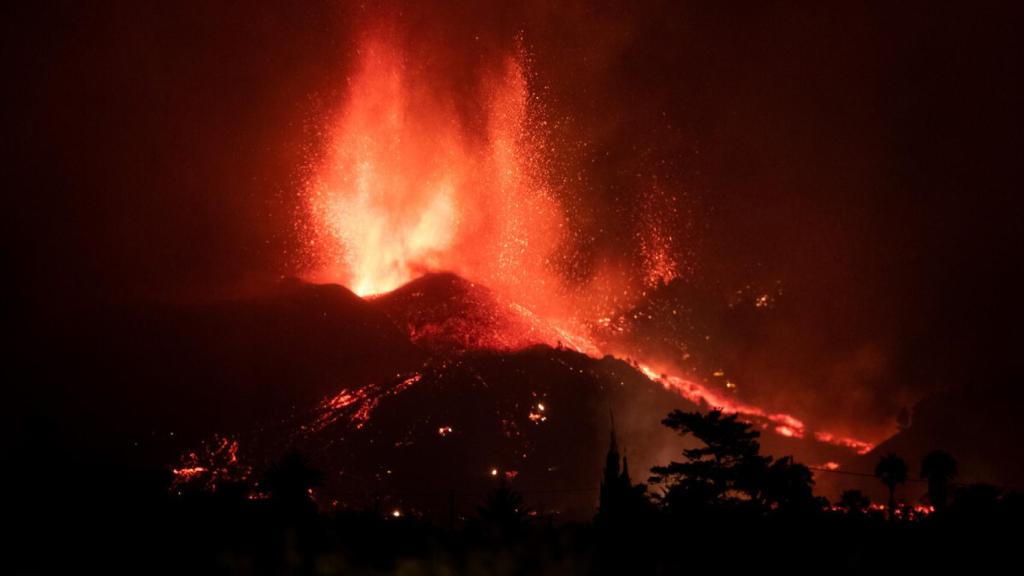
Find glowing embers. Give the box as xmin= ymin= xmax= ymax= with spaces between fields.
xmin=312 ymin=373 xmax=423 ymax=432
xmin=488 ymin=467 xmax=518 ymax=480
xmin=636 ymin=187 xmax=684 ymax=289
xmin=528 ymin=402 xmax=547 ymax=423
xmin=313 ymin=387 xmax=372 ymax=431
xmin=829 ymin=502 xmax=934 ymax=520
xmin=711 ymin=369 xmax=738 ymax=391
xmin=171 ymin=435 xmax=250 ymax=492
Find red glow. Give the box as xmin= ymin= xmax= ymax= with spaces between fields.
xmin=814 ymin=431 xmax=874 ymax=455
xmin=303 ymin=32 xmax=879 ymax=455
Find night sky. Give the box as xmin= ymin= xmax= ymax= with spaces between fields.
xmin=9 ymin=1 xmax=1023 ymax=477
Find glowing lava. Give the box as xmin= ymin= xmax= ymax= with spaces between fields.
xmin=172 ymin=435 xmax=250 ymax=492
xmin=307 ymin=34 xmax=563 ymax=305
xmin=633 ymin=360 xmax=873 ymax=453
xmin=303 ymin=32 xmax=878 ymax=456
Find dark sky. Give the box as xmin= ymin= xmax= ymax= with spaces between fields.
xmin=8 ymin=1 xmax=1023 ymax=445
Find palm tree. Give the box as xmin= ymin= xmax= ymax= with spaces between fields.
xmin=875 ymin=453 xmax=908 ymax=521
xmin=921 ymin=450 xmax=957 ymax=513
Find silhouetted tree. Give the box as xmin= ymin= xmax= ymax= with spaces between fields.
xmin=264 ymin=450 xmax=324 ymax=516
xmin=949 ymin=483 xmax=1003 ymax=521
xmin=650 ymin=409 xmax=770 ymax=514
xmin=837 ymin=489 xmax=871 ymax=515
xmin=760 ymin=456 xmax=820 ymax=514
xmin=874 ymin=453 xmax=908 ymax=521
xmin=477 ymin=478 xmax=527 ymax=539
xmin=920 ymin=450 xmax=957 ymax=513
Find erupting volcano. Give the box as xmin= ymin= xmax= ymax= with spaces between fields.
xmin=14 ymin=2 xmax=1024 ymax=571
xmin=298 ymin=30 xmax=877 ymax=461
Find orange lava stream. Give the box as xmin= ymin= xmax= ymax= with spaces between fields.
xmin=629 ymin=359 xmax=873 ymax=454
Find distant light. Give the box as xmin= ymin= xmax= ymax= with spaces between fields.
xmin=391 ymin=509 xmax=401 ymax=518
xmin=537 ymin=403 xmax=545 ymax=411
xmin=490 ymin=468 xmax=498 ymax=477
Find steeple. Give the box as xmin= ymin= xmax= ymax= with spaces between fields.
xmin=599 ymin=411 xmax=622 ymax=518
xmin=620 ymin=453 xmax=631 ymax=486
xmin=604 ymin=411 xmax=620 ymax=479
xmin=608 ymin=410 xmax=618 ymax=453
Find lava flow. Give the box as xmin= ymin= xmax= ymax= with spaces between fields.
xmin=303 ymin=32 xmax=877 ymax=456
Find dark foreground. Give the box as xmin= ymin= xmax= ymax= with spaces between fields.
xmin=11 ymin=466 xmax=1019 ymax=576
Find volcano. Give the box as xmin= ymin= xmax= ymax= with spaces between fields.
xmin=160 ymin=273 xmax=699 ymax=519
xmin=132 ymin=272 xmax=866 ymax=519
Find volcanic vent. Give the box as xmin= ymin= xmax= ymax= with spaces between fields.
xmin=369 ymin=272 xmax=577 ymax=354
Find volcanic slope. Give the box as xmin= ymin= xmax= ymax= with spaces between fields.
xmin=368 ymin=272 xmax=572 ymax=354
xmin=290 ymin=345 xmax=691 ymax=520
xmin=36 ymin=279 xmax=425 ymax=469
xmin=170 ymin=274 xmax=862 ymax=516
xmin=153 ymin=274 xmax=698 ymax=518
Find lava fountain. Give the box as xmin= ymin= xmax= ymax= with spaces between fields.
xmin=306 ymin=35 xmax=564 ymax=313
